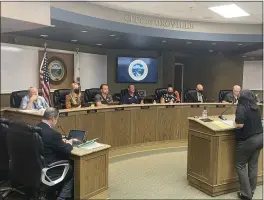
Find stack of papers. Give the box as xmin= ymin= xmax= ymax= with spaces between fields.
xmin=79 ymin=142 xmax=104 ymax=150
xmin=212 ymin=121 xmax=233 ymax=129
xmin=222 ymin=120 xmax=234 ymax=127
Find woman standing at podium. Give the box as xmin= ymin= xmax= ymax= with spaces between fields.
xmin=65 ymin=82 xmax=82 ymax=109
xmin=235 ymin=90 xmax=263 ymax=200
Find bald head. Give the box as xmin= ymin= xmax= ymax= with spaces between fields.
xmin=233 ymin=85 xmax=241 ymax=97
xmin=28 ymin=87 xmax=38 ymax=97
xmin=196 ymin=84 xmax=204 ymax=92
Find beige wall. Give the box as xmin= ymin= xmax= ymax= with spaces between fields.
xmin=1 ymin=34 xmax=249 ymax=107
xmin=1 ymin=2 xmax=50 ymax=26
xmin=51 ymin=2 xmax=262 ymax=34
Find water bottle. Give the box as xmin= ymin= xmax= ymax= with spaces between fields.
xmin=153 ymin=100 xmax=156 ymax=104
xmin=202 ymin=106 xmax=207 ymax=119
xmin=170 ymin=99 xmax=173 ymax=104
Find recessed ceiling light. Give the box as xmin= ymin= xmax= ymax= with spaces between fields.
xmin=50 ymin=25 xmax=56 ymax=27
xmin=81 ymin=30 xmax=87 ymax=33
xmin=109 ymin=34 xmax=116 ymax=37
xmin=212 ymin=43 xmax=216 ymax=45
xmin=241 ymin=55 xmax=247 ymax=57
xmin=208 ymin=4 xmax=250 ymax=18
xmin=162 ymin=40 xmax=167 ymax=43
xmin=186 ymin=41 xmax=192 ymax=44
xmin=238 ymin=43 xmax=243 ymax=46
xmin=71 ymin=40 xmax=78 ymax=42
xmin=96 ymin=44 xmax=102 ymax=46
xmin=209 ymin=50 xmax=214 ymax=52
xmin=40 ymin=34 xmax=48 ymax=37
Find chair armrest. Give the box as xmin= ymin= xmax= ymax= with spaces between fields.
xmin=41 ymin=160 xmax=70 ymax=187
xmin=47 ymin=160 xmax=69 ymax=168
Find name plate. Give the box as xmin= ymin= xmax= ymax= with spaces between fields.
xmin=59 ymin=112 xmax=68 ymax=117
xmin=87 ymin=110 xmax=97 ymax=113
xmin=191 ymin=105 xmax=200 ymax=108
xmin=115 ymin=107 xmax=124 ymax=111
xmin=166 ymin=105 xmax=175 ymax=108
xmin=141 ymin=106 xmax=150 ymax=109
xmin=216 ymin=105 xmax=226 ymax=108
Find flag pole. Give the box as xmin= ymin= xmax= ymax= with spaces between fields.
xmin=40 ymin=42 xmax=47 ymax=73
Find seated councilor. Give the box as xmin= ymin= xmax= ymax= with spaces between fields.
xmin=37 ymin=107 xmax=73 ymax=200
xmin=20 ymin=87 xmax=49 ymax=110
xmin=161 ymin=86 xmax=180 ymax=103
xmin=222 ymin=85 xmax=241 ymax=104
xmin=65 ymin=82 xmax=82 ymax=109
xmin=94 ymin=84 xmax=113 ymax=106
xmin=120 ymin=84 xmax=143 ymax=105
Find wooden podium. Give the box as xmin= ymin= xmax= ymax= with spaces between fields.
xmin=187 ymin=115 xmax=263 ymax=196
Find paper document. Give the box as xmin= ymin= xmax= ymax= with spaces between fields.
xmin=212 ymin=121 xmax=232 ymax=129
xmin=222 ymin=120 xmax=234 ymax=127
xmin=79 ymin=142 xmax=104 ymax=150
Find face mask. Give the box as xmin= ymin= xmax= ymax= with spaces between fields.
xmin=74 ymin=88 xmax=80 ymax=94
xmin=168 ymin=91 xmax=173 ymax=95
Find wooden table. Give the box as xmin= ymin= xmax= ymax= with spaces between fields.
xmin=71 ymin=144 xmax=110 ymax=200
xmin=2 ymin=103 xmax=248 ymax=149
xmin=187 ymin=115 xmax=263 ymax=196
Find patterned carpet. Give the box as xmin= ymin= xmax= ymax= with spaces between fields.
xmin=109 ymin=150 xmax=263 ymax=199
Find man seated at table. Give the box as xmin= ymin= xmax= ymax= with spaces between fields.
xmin=186 ymin=84 xmax=206 ymax=103
xmin=222 ymin=85 xmax=241 ymax=104
xmin=20 ymin=87 xmax=49 ymax=110
xmin=120 ymin=84 xmax=143 ymax=104
xmin=94 ymin=84 xmax=113 ymax=106
xmin=37 ymin=107 xmax=73 ymax=200
xmin=65 ymin=82 xmax=82 ymax=109
xmin=160 ymin=86 xmax=180 ymax=103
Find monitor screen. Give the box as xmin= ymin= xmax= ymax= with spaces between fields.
xmin=117 ymin=57 xmax=158 ymax=83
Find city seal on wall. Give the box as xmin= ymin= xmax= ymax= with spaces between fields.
xmin=128 ymin=59 xmax=148 ymax=81
xmin=48 ymin=57 xmax=67 ymax=84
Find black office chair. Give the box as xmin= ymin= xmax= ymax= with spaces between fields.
xmin=219 ymin=90 xmax=232 ymax=102
xmin=84 ymin=88 xmax=101 ymax=103
xmin=155 ymin=88 xmax=168 ymax=103
xmin=53 ymin=89 xmax=71 ymax=109
xmin=0 ymin=118 xmax=25 ymax=199
xmin=6 ymin=121 xmax=70 ymax=199
xmin=10 ymin=89 xmax=43 ymax=108
xmin=112 ymin=93 xmax=121 ymax=102
xmin=184 ymin=89 xmax=197 ymax=102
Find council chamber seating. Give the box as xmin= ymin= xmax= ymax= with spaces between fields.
xmin=219 ymin=90 xmax=232 ymax=102
xmin=10 ymin=89 xmax=43 ymax=108
xmin=112 ymin=93 xmax=121 ymax=102
xmin=84 ymin=88 xmax=101 ymax=103
xmin=5 ymin=121 xmax=70 ymax=199
xmin=155 ymin=88 xmax=167 ymax=103
xmin=184 ymin=89 xmax=197 ymax=102
xmin=53 ymin=89 xmax=71 ymax=109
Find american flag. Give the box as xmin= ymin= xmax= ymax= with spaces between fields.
xmin=40 ymin=52 xmax=51 ymax=106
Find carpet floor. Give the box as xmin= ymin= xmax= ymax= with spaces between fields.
xmin=109 ymin=150 xmax=263 ymax=199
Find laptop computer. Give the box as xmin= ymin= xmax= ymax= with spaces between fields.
xmin=67 ymin=130 xmax=86 ymax=146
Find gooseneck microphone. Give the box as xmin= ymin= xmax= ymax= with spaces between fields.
xmin=219 ymin=107 xmax=232 ymax=120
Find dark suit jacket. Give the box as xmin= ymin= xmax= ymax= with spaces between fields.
xmin=223 ymin=92 xmax=238 ymax=103
xmin=185 ymin=91 xmax=206 ymax=103
xmin=37 ymin=122 xmax=73 ymax=164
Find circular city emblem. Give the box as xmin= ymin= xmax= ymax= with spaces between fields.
xmin=128 ymin=60 xmax=148 ymax=81
xmin=48 ymin=59 xmax=66 ymax=83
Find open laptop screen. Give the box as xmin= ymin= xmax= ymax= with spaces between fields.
xmin=68 ymin=130 xmax=86 ymax=142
